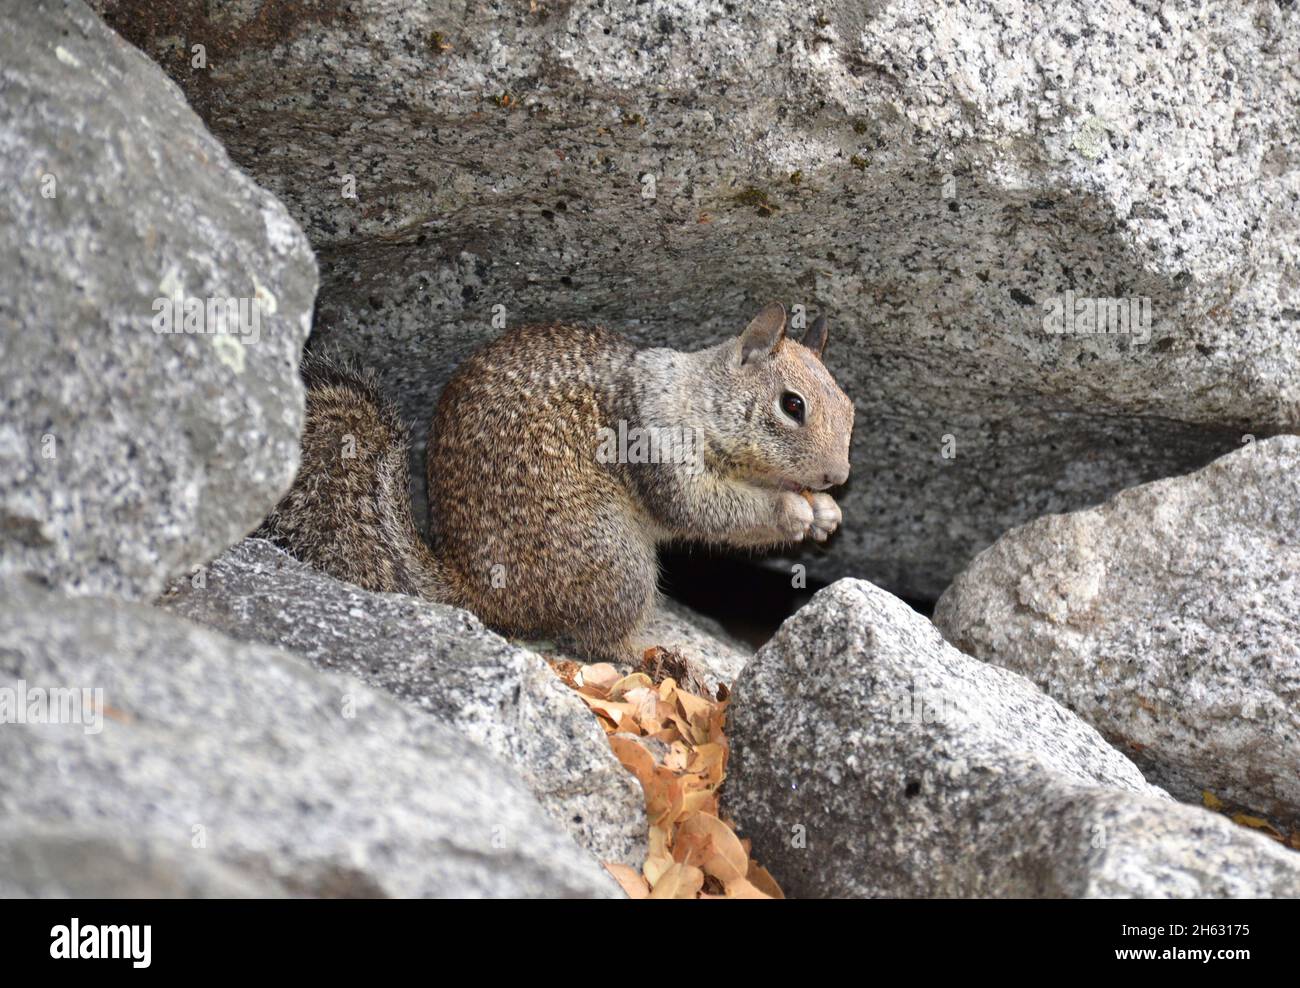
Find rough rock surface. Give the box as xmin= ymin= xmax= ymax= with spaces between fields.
xmin=0 ymin=0 xmax=316 ymax=599
xmin=157 ymin=538 xmax=646 ymax=865
xmin=92 ymin=0 xmax=1298 ymax=597
xmin=727 ymin=579 xmax=1300 ymax=898
xmin=0 ymin=578 xmax=619 ymax=898
xmin=934 ymin=435 xmax=1300 ymax=826
xmin=0 ymin=829 xmax=289 ymax=898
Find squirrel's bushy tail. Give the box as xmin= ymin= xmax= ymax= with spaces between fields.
xmin=259 ymin=352 xmax=453 ymax=603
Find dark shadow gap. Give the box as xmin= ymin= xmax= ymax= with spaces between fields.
xmin=658 ymin=549 xmax=935 ymax=651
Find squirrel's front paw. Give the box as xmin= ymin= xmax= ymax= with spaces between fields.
xmin=775 ymin=491 xmax=816 ymax=542
xmin=803 ymin=491 xmax=841 ymax=542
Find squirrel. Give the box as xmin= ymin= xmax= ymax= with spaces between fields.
xmin=259 ymin=302 xmax=854 ymax=663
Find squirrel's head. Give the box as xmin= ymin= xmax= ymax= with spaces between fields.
xmin=719 ymin=302 xmax=854 ymax=492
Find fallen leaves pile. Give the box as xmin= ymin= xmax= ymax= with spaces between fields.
xmin=548 ymin=646 xmax=783 ymax=899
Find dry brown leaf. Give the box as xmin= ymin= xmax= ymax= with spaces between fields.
xmin=665 ymin=741 xmax=692 ymax=772
xmin=623 ymin=686 xmax=670 ymax=727
xmin=648 ymin=863 xmax=705 ymax=899
xmin=576 ymin=693 xmax=636 ymax=723
xmin=609 ymin=672 xmax=654 ymax=701
xmin=688 ymin=742 xmax=726 ymax=779
xmin=676 ymin=812 xmax=749 ymax=883
xmin=648 ymin=823 xmax=671 ymax=859
xmin=643 ymin=832 xmax=675 ymax=887
xmin=676 ymin=690 xmax=712 ymax=723
xmin=681 ymin=789 xmax=718 ymax=817
xmin=608 ymin=734 xmax=658 ymax=790
xmin=746 ymin=861 xmax=785 ymax=899
xmin=721 ymin=878 xmax=771 ymax=899
xmin=650 ymin=775 xmax=686 ymax=828
xmin=580 ymin=663 xmax=622 ymax=692
xmin=1232 ymin=813 xmax=1283 ymax=839
xmin=614 ymin=712 xmax=642 ymax=734
xmin=604 ymin=863 xmax=650 ymax=899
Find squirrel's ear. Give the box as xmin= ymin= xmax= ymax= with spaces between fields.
xmin=739 ymin=302 xmax=786 ymax=364
xmin=801 ymin=314 xmax=829 ymax=359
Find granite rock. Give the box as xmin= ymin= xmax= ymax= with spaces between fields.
xmin=0 ymin=578 xmax=620 ymax=898
xmin=157 ymin=537 xmax=647 ymax=866
xmin=934 ymin=435 xmax=1300 ymax=826
xmin=727 ymin=578 xmax=1300 ymax=898
xmin=0 ymin=0 xmax=316 ymax=599
xmin=0 ymin=828 xmax=289 ymax=898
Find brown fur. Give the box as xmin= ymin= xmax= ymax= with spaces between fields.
xmin=259 ymin=357 xmax=449 ymax=601
xmin=261 ymin=304 xmax=855 ymax=662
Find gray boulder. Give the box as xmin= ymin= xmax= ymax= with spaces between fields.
xmin=0 ymin=0 xmax=316 ymax=599
xmin=934 ymin=435 xmax=1300 ymax=826
xmin=0 ymin=829 xmax=288 ymax=898
xmin=727 ymin=579 xmax=1300 ymax=898
xmin=0 ymin=578 xmax=619 ymax=898
xmin=157 ymin=538 xmax=646 ymax=865
xmin=91 ymin=0 xmax=1299 ymax=597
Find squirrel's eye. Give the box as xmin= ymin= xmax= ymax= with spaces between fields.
xmin=780 ymin=391 xmax=806 ymax=423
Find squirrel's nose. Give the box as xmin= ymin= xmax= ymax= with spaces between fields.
xmin=823 ymin=463 xmax=850 ymax=488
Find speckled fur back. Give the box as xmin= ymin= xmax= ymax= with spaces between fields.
xmin=426 ymin=323 xmax=658 ymax=654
